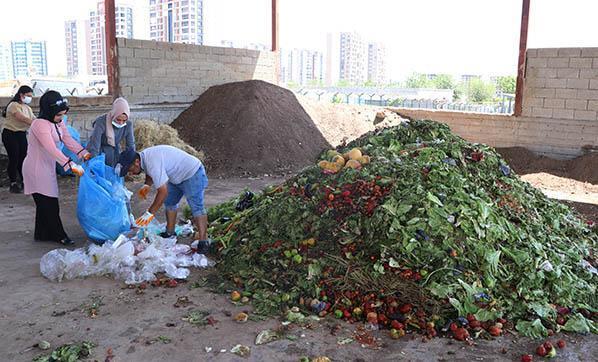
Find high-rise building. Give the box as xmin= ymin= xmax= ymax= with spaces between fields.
xmin=280 ymin=49 xmax=324 ymax=86
xmin=11 ymin=40 xmax=48 ymax=78
xmin=339 ymin=32 xmax=366 ymax=84
xmin=325 ymin=33 xmax=340 ymax=86
xmin=0 ymin=43 xmax=13 ymax=80
xmin=312 ymin=51 xmax=324 ymax=85
xmin=149 ymin=0 xmax=204 ymax=45
xmin=87 ymin=0 xmax=134 ymax=76
xmin=367 ymin=42 xmax=387 ymax=85
xmin=65 ymin=20 xmax=91 ymax=77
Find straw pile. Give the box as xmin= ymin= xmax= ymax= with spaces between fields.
xmin=134 ymin=119 xmax=204 ymax=160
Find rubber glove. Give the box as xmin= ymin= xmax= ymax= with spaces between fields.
xmin=138 ymin=184 xmax=151 ymax=200
xmin=71 ymin=164 xmax=85 ymax=177
xmin=135 ymin=211 xmax=154 ymax=227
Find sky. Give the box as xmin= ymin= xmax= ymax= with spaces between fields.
xmin=0 ymin=0 xmax=597 ymax=81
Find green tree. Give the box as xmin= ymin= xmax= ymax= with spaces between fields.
xmin=286 ymin=81 xmax=299 ymax=89
xmin=432 ymin=74 xmax=455 ymax=89
xmin=495 ymin=76 xmax=516 ymax=94
xmin=336 ymin=79 xmax=351 ymax=88
xmin=307 ymin=79 xmax=324 ymax=87
xmin=405 ymin=73 xmax=432 ymax=88
xmin=332 ymin=94 xmax=344 ymax=103
xmin=453 ymin=82 xmax=466 ymax=101
xmin=467 ymin=78 xmax=496 ymax=103
xmin=362 ymin=80 xmax=376 ymax=87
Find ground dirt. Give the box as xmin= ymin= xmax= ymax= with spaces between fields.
xmin=0 ymin=176 xmax=596 ymax=362
xmin=497 ymin=147 xmax=598 ymax=222
xmin=497 ymin=147 xmax=598 ymax=184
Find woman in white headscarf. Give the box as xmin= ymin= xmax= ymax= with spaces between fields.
xmin=87 ymin=97 xmax=135 ymax=167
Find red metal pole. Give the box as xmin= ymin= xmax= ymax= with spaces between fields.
xmin=105 ymin=0 xmax=119 ymax=97
xmin=514 ymin=0 xmax=530 ymax=116
xmin=272 ymin=0 xmax=279 ymax=52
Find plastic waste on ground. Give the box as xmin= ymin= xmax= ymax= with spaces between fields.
xmin=77 ymin=155 xmax=131 ymax=242
xmin=39 ymin=230 xmax=213 ymax=284
xmin=138 ymin=219 xmax=195 ymax=239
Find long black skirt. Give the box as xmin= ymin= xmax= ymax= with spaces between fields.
xmin=32 ymin=193 xmax=68 ymax=242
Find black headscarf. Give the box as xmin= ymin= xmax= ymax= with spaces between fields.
xmin=39 ymin=90 xmax=69 ymax=123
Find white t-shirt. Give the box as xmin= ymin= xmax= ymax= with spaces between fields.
xmin=140 ymin=145 xmax=202 ymax=188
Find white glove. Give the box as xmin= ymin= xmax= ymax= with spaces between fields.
xmin=71 ymin=164 xmax=85 ymax=177
xmin=135 ymin=211 xmax=154 ymax=227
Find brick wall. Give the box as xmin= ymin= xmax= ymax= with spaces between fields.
xmin=523 ymin=48 xmax=598 ymax=121
xmin=392 ymin=47 xmax=598 ymax=159
xmin=116 ymin=38 xmax=279 ymax=104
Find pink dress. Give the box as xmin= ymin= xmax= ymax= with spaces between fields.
xmin=22 ymin=119 xmax=90 ymax=198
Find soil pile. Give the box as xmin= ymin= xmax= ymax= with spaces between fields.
xmin=207 ymin=120 xmax=597 ymax=340
xmin=171 ymin=80 xmax=331 ymax=176
xmin=296 ymin=96 xmax=404 ymax=146
xmin=498 ymin=147 xmax=598 ymax=184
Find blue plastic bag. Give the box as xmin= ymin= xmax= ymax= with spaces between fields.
xmin=77 ymin=154 xmax=131 ymax=242
xmin=56 ymin=125 xmax=82 ymax=176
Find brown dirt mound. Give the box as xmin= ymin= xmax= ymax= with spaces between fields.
xmin=497 ymin=147 xmax=598 ymax=184
xmin=171 ymin=80 xmax=332 ymax=176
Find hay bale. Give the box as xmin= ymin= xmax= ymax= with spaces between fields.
xmin=134 ymin=119 xmax=204 ymax=160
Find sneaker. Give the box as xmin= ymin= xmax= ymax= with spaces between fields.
xmin=196 ymin=240 xmax=211 ymax=254
xmin=9 ymin=183 xmax=22 ymax=193
xmin=159 ymin=231 xmax=176 ymax=238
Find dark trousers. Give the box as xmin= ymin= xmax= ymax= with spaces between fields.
xmin=32 ymin=193 xmax=68 ymax=242
xmin=1 ymin=129 xmax=28 ymax=184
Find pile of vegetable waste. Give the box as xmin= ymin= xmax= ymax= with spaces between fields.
xmin=208 ymin=120 xmax=597 ymax=339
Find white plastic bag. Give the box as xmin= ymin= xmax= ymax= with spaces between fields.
xmin=40 ymin=249 xmax=68 ymax=282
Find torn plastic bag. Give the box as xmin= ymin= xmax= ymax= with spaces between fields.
xmin=64 ymin=249 xmax=92 ymax=280
xmin=40 ymin=249 xmax=68 ymax=282
xmin=77 ymin=155 xmax=131 ymax=242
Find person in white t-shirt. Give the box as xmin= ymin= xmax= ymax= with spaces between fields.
xmin=117 ymin=145 xmax=210 ymax=253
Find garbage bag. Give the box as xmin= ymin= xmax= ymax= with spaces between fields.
xmin=56 ymin=125 xmax=83 ymax=176
xmin=77 ymin=154 xmax=131 ymax=242
xmin=40 ymin=249 xmax=68 ymax=282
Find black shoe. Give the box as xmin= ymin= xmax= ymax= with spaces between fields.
xmin=159 ymin=231 xmax=175 ymax=238
xmin=196 ymin=240 xmax=210 ymax=254
xmin=57 ymin=237 xmax=75 ymax=246
xmin=9 ymin=183 xmax=22 ymax=193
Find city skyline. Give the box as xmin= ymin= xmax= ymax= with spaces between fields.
xmin=0 ymin=0 xmax=597 ymax=80
xmin=11 ymin=40 xmax=48 ymax=78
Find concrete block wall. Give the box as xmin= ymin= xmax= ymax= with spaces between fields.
xmin=116 ymin=38 xmax=279 ymax=104
xmin=523 ymin=48 xmax=598 ymax=121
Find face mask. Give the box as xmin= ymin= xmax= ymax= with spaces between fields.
xmin=23 ymin=96 xmax=32 ymax=104
xmin=112 ymin=120 xmax=126 ymax=129
xmin=62 ymin=115 xmax=68 ymax=123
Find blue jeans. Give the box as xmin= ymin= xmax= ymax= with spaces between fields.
xmin=164 ymin=167 xmax=208 ymax=217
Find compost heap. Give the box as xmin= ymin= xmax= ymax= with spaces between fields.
xmin=171 ymin=80 xmax=331 ymax=176
xmin=208 ymin=120 xmax=597 ymax=339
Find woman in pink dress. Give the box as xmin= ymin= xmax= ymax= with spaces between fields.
xmin=22 ymin=91 xmax=90 ymax=245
